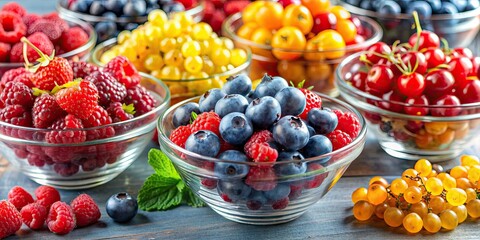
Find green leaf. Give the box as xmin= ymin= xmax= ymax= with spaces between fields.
xmin=148 ymin=149 xmax=180 ymax=179
xmin=183 ymin=187 xmax=206 ymax=208
xmin=138 ymin=174 xmax=183 ymax=211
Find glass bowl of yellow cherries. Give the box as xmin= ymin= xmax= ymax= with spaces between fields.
xmin=92 ymin=10 xmax=251 ymax=104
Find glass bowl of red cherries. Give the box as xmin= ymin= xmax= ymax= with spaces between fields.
xmin=335 ymin=16 xmax=480 ymax=162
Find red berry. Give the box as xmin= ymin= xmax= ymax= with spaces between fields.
xmin=33 ymin=93 xmax=66 ymax=129
xmin=304 ymin=163 xmax=326 ymax=189
xmin=423 ymin=47 xmax=446 ymax=69
xmin=107 ymin=102 xmax=134 ymax=123
xmin=104 ymin=56 xmax=141 ymax=89
xmin=244 ymin=130 xmax=274 ymax=157
xmin=22 ymin=13 xmax=41 ymax=28
xmin=42 ymin=13 xmax=69 ymax=32
xmin=209 ymin=10 xmax=226 ymax=33
xmin=424 ymin=69 xmax=455 ymax=100
xmin=45 ymin=114 xmax=86 ymax=144
xmin=366 ymin=64 xmax=394 ymax=94
xmin=7 ymin=186 xmax=34 ymax=210
xmin=202 ymin=0 xmax=215 ymax=22
xmin=54 ymin=80 xmax=99 ymax=119
xmin=0 ymin=67 xmax=27 ymax=90
xmin=245 ymin=166 xmax=277 ymax=191
xmin=170 ymin=125 xmax=192 ymax=148
xmin=327 ymin=130 xmax=353 ymax=151
xmin=0 ymin=200 xmax=22 ymax=239
xmin=449 ymin=57 xmax=473 ymax=88
xmin=349 ymin=71 xmax=367 ymax=92
xmin=0 ymin=42 xmax=10 ymax=62
xmin=0 ymin=81 xmax=34 ymax=108
xmin=190 ymin=111 xmax=221 ymax=136
xmin=1 ymin=2 xmax=26 ymax=17
xmin=70 ymin=194 xmax=101 ymax=227
xmin=458 ymin=80 xmax=480 ymax=104
xmin=47 ymin=202 xmax=76 ymax=235
xmin=82 ymin=105 xmax=115 ymax=140
xmin=0 ymin=104 xmax=33 ymax=127
xmin=10 ymin=32 xmax=54 ymax=63
xmin=298 ymin=87 xmax=322 ymax=119
xmin=20 ymin=202 xmax=47 ymax=230
xmin=85 ymin=71 xmax=127 ymax=107
xmin=28 ymin=19 xmax=62 ymax=42
xmin=69 ymin=60 xmax=100 ymax=79
xmin=396 ymin=72 xmax=425 ymax=98
xmin=404 ymin=95 xmax=429 ymax=116
xmin=311 ymin=12 xmax=337 ymax=34
xmin=408 ymin=30 xmax=440 ymax=50
xmin=59 ymin=26 xmax=89 ymax=52
xmin=244 ymin=142 xmax=278 ymax=163
xmin=401 ymin=52 xmax=427 ymax=75
xmin=177 ymin=0 xmax=196 ymax=9
xmin=12 ymin=72 xmax=35 ymax=88
xmin=271 ymin=197 xmax=289 ymax=210
xmin=124 ymin=85 xmax=156 ymax=116
xmin=35 ymin=185 xmax=61 ymax=209
xmin=378 ymin=91 xmax=405 ymax=113
xmin=364 ymin=42 xmax=391 ymax=65
xmin=333 ymin=109 xmax=361 ymax=139
xmin=223 ymin=0 xmax=250 ymax=16
xmin=0 ymin=11 xmax=26 ymax=43
xmin=54 ymin=163 xmax=80 ymax=176
xmin=32 ymin=56 xmax=73 ymax=91
xmin=430 ymin=95 xmax=461 ymax=117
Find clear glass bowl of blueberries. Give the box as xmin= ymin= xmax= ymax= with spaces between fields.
xmin=56 ymin=0 xmax=204 ymax=42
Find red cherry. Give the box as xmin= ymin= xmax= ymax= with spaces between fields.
xmin=470 ymin=56 xmax=480 ymax=77
xmin=423 ymin=47 xmax=446 ymax=69
xmin=378 ymin=91 xmax=404 ymax=113
xmin=364 ymin=42 xmax=391 ymax=65
xmin=311 ymin=12 xmax=337 ymax=34
xmin=364 ymin=112 xmax=381 ymax=124
xmin=448 ymin=57 xmax=474 ymax=87
xmin=397 ymin=72 xmax=425 ymax=98
xmin=424 ymin=69 xmax=455 ymax=100
xmin=451 ymin=48 xmax=473 ymax=59
xmin=404 ymin=95 xmax=429 ymax=116
xmin=458 ymin=80 xmax=480 ymax=104
xmin=405 ymin=121 xmax=423 ymax=133
xmin=276 ymin=0 xmax=301 ymax=7
xmin=366 ymin=64 xmax=394 ymax=94
xmin=349 ymin=71 xmax=367 ymax=91
xmin=346 ymin=34 xmax=365 ymax=45
xmin=350 ymin=17 xmax=364 ymax=35
xmin=430 ymin=95 xmax=461 ymax=117
xmin=401 ymin=52 xmax=428 ymax=75
xmin=408 ymin=30 xmax=440 ymax=50
xmin=393 ymin=130 xmax=411 ymax=142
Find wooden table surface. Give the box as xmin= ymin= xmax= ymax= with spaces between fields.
xmin=1 ymin=0 xmax=480 ymax=239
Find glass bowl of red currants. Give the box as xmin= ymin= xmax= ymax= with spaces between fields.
xmin=338 ymin=0 xmax=480 ymax=47
xmin=222 ymin=1 xmax=383 ymax=97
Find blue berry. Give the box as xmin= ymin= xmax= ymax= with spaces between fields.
xmin=215 ymin=150 xmax=249 ymax=179
xmin=274 ymin=87 xmax=306 ymax=116
xmin=377 ymin=0 xmax=402 ymax=14
xmin=102 ymin=12 xmax=117 ymax=20
xmin=406 ymin=1 xmax=432 ymax=16
xmin=162 ymin=2 xmax=186 ymax=13
xmin=245 ymin=96 xmax=281 ymax=129
xmin=105 ymin=0 xmax=127 ymax=15
xmin=217 ymin=180 xmax=252 ymax=203
xmin=172 ymin=102 xmax=200 ymax=128
xmin=219 ymin=112 xmax=253 ymax=145
xmin=89 ymin=1 xmax=106 ymax=15
xmin=272 ymin=116 xmax=309 ymax=151
xmin=465 ymin=0 xmax=480 ymax=11
xmin=214 ymin=94 xmax=248 ymax=118
xmin=199 ymin=88 xmax=226 ymax=112
xmin=426 ymin=0 xmax=442 ymax=13
xmin=70 ymin=0 xmax=90 ymax=13
xmin=95 ymin=21 xmax=117 ymax=42
xmin=123 ymin=0 xmax=147 ymax=17
xmin=106 ymin=192 xmax=138 ymax=223
xmin=307 ymin=108 xmax=338 ymax=135
xmin=274 ymin=151 xmax=307 ymax=176
xmin=223 ymin=74 xmax=252 ymax=96
xmin=301 ymin=135 xmax=333 ymax=162
xmin=264 ymin=184 xmax=291 ymax=202
xmin=246 ymin=190 xmax=267 ymax=210
xmin=438 ymin=2 xmax=459 ymax=14
xmin=444 ymin=0 xmax=467 ymax=12
xmin=253 ymin=74 xmax=288 ymax=98
xmin=185 ymin=130 xmax=220 ymax=157
xmin=302 ymin=120 xmax=316 ymax=138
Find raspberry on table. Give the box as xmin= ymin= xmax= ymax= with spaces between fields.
xmin=0 ymin=200 xmax=22 ymax=239
xmin=20 ymin=202 xmax=47 ymax=230
xmin=124 ymin=85 xmax=156 ymax=116
xmin=245 ymin=166 xmax=277 ymax=191
xmin=327 ymin=129 xmax=354 ymax=151
xmin=27 ymin=19 xmax=62 ymax=42
xmin=35 ymin=185 xmax=61 ymax=209
xmin=190 ymin=111 xmax=221 ymax=137
xmin=45 ymin=114 xmax=86 ymax=144
xmin=7 ymin=186 xmax=34 ymax=210
xmin=169 ymin=125 xmax=192 ymax=148
xmin=107 ymin=102 xmax=134 ymax=123
xmin=32 ymin=93 xmax=66 ymax=129
xmin=104 ymin=56 xmax=141 ymax=89
xmin=0 ymin=81 xmax=34 ymax=108
xmin=59 ymin=26 xmax=89 ymax=52
xmin=47 ymin=201 xmax=76 ymax=235
xmin=0 ymin=67 xmax=27 ymax=90
xmin=0 ymin=42 xmax=11 ymax=62
xmin=82 ymin=105 xmax=115 ymax=140
xmin=70 ymin=194 xmax=101 ymax=227
xmin=85 ymin=71 xmax=127 ymax=107
xmin=244 ymin=142 xmax=278 ymax=163
xmin=0 ymin=11 xmax=27 ymax=44
xmin=69 ymin=60 xmax=99 ymax=79
xmin=10 ymin=32 xmax=53 ymax=63
xmin=333 ymin=109 xmax=361 ymax=139
xmin=1 ymin=2 xmax=26 ymax=17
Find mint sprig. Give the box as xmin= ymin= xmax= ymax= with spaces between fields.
xmin=138 ymin=149 xmax=205 ymax=211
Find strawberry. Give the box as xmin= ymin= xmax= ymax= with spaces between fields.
xmin=53 ymin=80 xmax=99 ymax=120
xmin=297 ymin=81 xmax=322 ymax=119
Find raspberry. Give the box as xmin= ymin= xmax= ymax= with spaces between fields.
xmin=190 ymin=111 xmax=221 ymax=136
xmin=47 ymin=201 xmax=76 ymax=235
xmin=245 ymin=166 xmax=277 ymax=191
xmin=59 ymin=26 xmax=89 ymax=52
xmin=10 ymin=32 xmax=54 ymax=63
xmin=82 ymin=105 xmax=115 ymax=140
xmin=27 ymin=153 xmax=48 ymax=167
xmin=304 ymin=163 xmax=326 ymax=189
xmin=54 ymin=80 xmax=99 ymax=119
xmin=85 ymin=71 xmax=127 ymax=107
xmin=169 ymin=125 xmax=192 ymax=148
xmin=7 ymin=186 xmax=34 ymax=210
xmin=223 ymin=0 xmax=250 ymax=16
xmin=42 ymin=13 xmax=69 ymax=33
xmin=298 ymin=87 xmax=322 ymax=119
xmin=32 ymin=93 xmax=66 ymax=129
xmin=0 ymin=67 xmax=26 ymax=90
xmin=69 ymin=60 xmax=99 ymax=79
xmin=327 ymin=130 xmax=353 ymax=151
xmin=70 ymin=194 xmax=101 ymax=227
xmin=244 ymin=142 xmax=278 ymax=163
xmin=202 ymin=0 xmax=214 ymax=22
xmin=0 ymin=11 xmax=27 ymax=43
xmin=104 ymin=56 xmax=141 ymax=89
xmin=107 ymin=102 xmax=134 ymax=123
xmin=0 ymin=81 xmax=34 ymax=108
xmin=244 ymin=130 xmax=274 ymax=158
xmin=27 ymin=19 xmax=62 ymax=42
xmin=54 ymin=163 xmax=80 ymax=176
xmin=1 ymin=2 xmax=26 ymax=17
xmin=20 ymin=202 xmax=47 ymax=230
xmin=35 ymin=185 xmax=61 ymax=209
xmin=0 ymin=104 xmax=33 ymax=127
xmin=46 ymin=114 xmax=86 ymax=144
xmin=333 ymin=109 xmax=361 ymax=139
xmin=0 ymin=42 xmax=10 ymax=62
xmin=209 ymin=10 xmax=225 ymax=33
xmin=124 ymin=85 xmax=156 ymax=116
xmin=271 ymin=198 xmax=289 ymax=210
xmin=22 ymin=13 xmax=41 ymax=28
xmin=12 ymin=72 xmax=35 ymax=88
xmin=0 ymin=200 xmax=22 ymax=239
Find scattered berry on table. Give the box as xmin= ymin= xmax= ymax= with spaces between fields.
xmin=70 ymin=194 xmax=101 ymax=227
xmin=0 ymin=200 xmax=22 ymax=239
xmin=106 ymin=192 xmax=138 ymax=223
xmin=47 ymin=201 xmax=76 ymax=235
xmin=20 ymin=202 xmax=47 ymax=230
xmin=34 ymin=185 xmax=61 ymax=209
xmin=7 ymin=186 xmax=34 ymax=210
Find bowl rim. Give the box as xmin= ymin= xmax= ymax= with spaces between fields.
xmin=157 ymin=93 xmax=367 ymax=171
xmin=91 ymin=38 xmax=253 ymax=83
xmin=335 ymin=52 xmax=480 ymax=121
xmin=339 ymin=0 xmax=480 ymax=21
xmin=0 ymin=15 xmax=97 ymax=68
xmin=56 ymin=0 xmax=205 ymax=23
xmin=0 ymin=72 xmax=171 ymax=146
xmin=221 ymin=12 xmax=383 ymax=54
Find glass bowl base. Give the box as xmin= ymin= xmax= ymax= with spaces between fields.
xmin=380 ymin=142 xmax=463 ymax=162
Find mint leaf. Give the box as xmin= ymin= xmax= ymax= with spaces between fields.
xmin=148 ymin=149 xmax=180 ymax=179
xmin=184 ymin=188 xmax=206 ymax=208
xmin=138 ymin=174 xmax=183 ymax=211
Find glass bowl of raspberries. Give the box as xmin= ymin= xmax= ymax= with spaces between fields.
xmin=0 ymin=53 xmax=171 ymax=189
xmin=157 ymin=73 xmax=367 ymax=225
xmin=335 ymin=27 xmax=480 ymax=162
xmin=0 ymin=2 xmax=96 ymax=76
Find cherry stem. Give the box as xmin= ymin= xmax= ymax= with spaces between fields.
xmin=412 ymin=11 xmax=422 ymax=52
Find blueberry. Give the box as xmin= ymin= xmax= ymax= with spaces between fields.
xmin=172 ymin=102 xmax=200 ymax=128
xmin=264 ymin=184 xmax=291 ymax=202
xmin=223 ymin=74 xmax=252 ymax=96
xmin=425 ymin=0 xmax=442 ymax=13
xmin=438 ymin=1 xmax=460 ymax=14
xmin=124 ymin=23 xmax=140 ymax=31
xmin=345 ymin=0 xmax=361 ymax=6
xmin=105 ymin=0 xmax=127 ymax=15
xmin=70 ymin=0 xmax=90 ymax=13
xmin=252 ymin=74 xmax=288 ymax=98
xmin=370 ymin=0 xmax=385 ymax=10
xmin=395 ymin=0 xmax=412 ymax=11
xmin=444 ymin=0 xmax=467 ymax=12
xmin=219 ymin=112 xmax=253 ymax=145
xmin=274 ymin=151 xmax=307 ymax=176
xmin=123 ymin=0 xmax=147 ymax=17
xmin=217 ymin=180 xmax=252 ymax=203
xmin=359 ymin=0 xmax=375 ymax=10
xmin=245 ymin=91 xmax=255 ymax=103
xmin=214 ymin=94 xmax=249 ymax=118
xmin=162 ymin=2 xmax=186 ymax=13
xmin=102 ymin=12 xmax=117 ymax=20
xmin=406 ymin=1 xmax=432 ymax=16
xmin=185 ymin=130 xmax=220 ymax=157
xmin=106 ymin=192 xmax=138 ymax=223
xmin=272 ymin=116 xmax=310 ymax=151
xmin=147 ymin=4 xmax=161 ymax=14
xmin=307 ymin=108 xmax=338 ymax=135
xmin=377 ymin=0 xmax=402 ymax=14
xmin=215 ymin=150 xmax=249 ymax=179
xmin=465 ymin=0 xmax=480 ymax=11
xmin=245 ymin=96 xmax=281 ymax=129
xmin=95 ymin=21 xmax=117 ymax=41
xmin=274 ymin=87 xmax=306 ymax=116
xmin=246 ymin=190 xmax=267 ymax=210
xmin=89 ymin=1 xmax=106 ymax=15
xmin=199 ymin=88 xmax=226 ymax=112
xmin=304 ymin=121 xmax=316 ymax=138
xmin=301 ymin=135 xmax=333 ymax=162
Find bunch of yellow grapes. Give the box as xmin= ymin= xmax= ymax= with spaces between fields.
xmin=351 ymin=155 xmax=480 ymax=234
xmin=100 ymin=10 xmax=249 ymax=96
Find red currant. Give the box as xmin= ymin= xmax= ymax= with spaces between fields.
xmin=397 ymin=72 xmax=425 ymax=98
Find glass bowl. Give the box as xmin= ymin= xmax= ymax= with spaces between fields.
xmin=222 ymin=13 xmax=382 ymax=97
xmin=0 ymin=73 xmax=170 ymax=189
xmin=157 ymin=94 xmax=367 ymax=225
xmin=338 ymin=1 xmax=480 ymax=47
xmin=336 ymin=52 xmax=480 ymax=162
xmin=0 ymin=15 xmax=96 ymax=77
xmin=56 ymin=0 xmax=204 ymax=42
xmin=91 ymin=38 xmax=252 ymax=105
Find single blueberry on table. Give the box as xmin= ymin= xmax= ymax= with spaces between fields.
xmin=215 ymin=150 xmax=249 ymax=179
xmin=219 ymin=112 xmax=253 ymax=145
xmin=185 ymin=130 xmax=220 ymax=157
xmin=217 ymin=180 xmax=252 ymax=203
xmin=106 ymin=192 xmax=138 ymax=223
xmin=223 ymin=74 xmax=252 ymax=96
xmin=307 ymin=107 xmax=338 ymax=135
xmin=272 ymin=116 xmax=310 ymax=151
xmin=214 ymin=94 xmax=249 ymax=118
xmin=252 ymin=74 xmax=288 ymax=98
xmin=245 ymin=96 xmax=281 ymax=129
xmin=172 ymin=102 xmax=200 ymax=128
xmin=199 ymin=88 xmax=226 ymax=113
xmin=301 ymin=135 xmax=333 ymax=163
xmin=274 ymin=151 xmax=307 ymax=176
xmin=274 ymin=87 xmax=306 ymax=116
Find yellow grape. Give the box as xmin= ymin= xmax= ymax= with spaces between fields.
xmin=429 ymin=196 xmax=446 ymax=214
xmin=367 ymin=184 xmax=388 ymax=205
xmin=221 ymin=37 xmax=235 ymax=50
xmin=117 ymin=30 xmax=131 ymax=45
xmin=198 ymin=40 xmax=211 ymax=55
xmin=202 ymin=59 xmax=215 ymax=75
xmin=176 ymin=35 xmax=193 ymax=46
xmin=409 ymin=201 xmax=428 ymax=219
xmin=163 ymin=20 xmax=182 ymax=38
xmin=369 ymin=176 xmax=389 ymax=188
xmin=450 ymin=166 xmax=468 ymax=179
xmin=423 ymin=213 xmax=442 ymax=233
xmin=465 ymin=188 xmax=477 ymax=203
xmin=414 ymin=159 xmax=432 ymax=177
xmin=442 ymin=174 xmax=457 ymax=191
xmin=460 ymin=155 xmax=480 ymax=167
xmin=374 ymin=202 xmax=388 ymax=219
xmin=467 ymin=165 xmax=480 ymax=183
xmin=466 ymin=199 xmax=480 ymax=218
xmin=390 ymin=178 xmax=408 ymax=196
xmin=181 ymin=41 xmax=201 ymax=57
xmin=428 ymin=170 xmax=438 ymax=178
xmin=386 ymin=196 xmax=397 ymax=207
xmin=439 ymin=209 xmax=458 ymax=230
xmin=403 ymin=213 xmax=423 ymax=233
xmin=351 ymin=187 xmax=368 ymax=204
xmin=353 ymin=200 xmax=375 ymax=221
xmin=446 ymin=188 xmax=467 ymax=206
xmin=456 ymin=177 xmax=474 ymax=190
xmin=425 ymin=177 xmax=443 ymax=196
xmin=404 ymin=186 xmax=423 ymax=204
xmin=184 ymin=56 xmax=203 ymax=74
xmin=147 ymin=9 xmax=168 ymax=27
xmin=210 ymin=48 xmax=231 ymax=67
xmin=160 ymin=38 xmax=177 ymax=53
xmin=383 ymin=207 xmax=405 ymax=227
xmin=172 ymin=12 xmax=194 ymax=28
xmin=192 ymin=22 xmax=213 ymax=41
xmin=402 ymin=169 xmax=420 ymax=187
xmin=163 ymin=49 xmax=184 ymax=67
xmin=143 ymin=54 xmax=164 ymax=71
xmin=230 ymin=49 xmax=248 ymax=67
xmin=159 ymin=65 xmax=181 ymax=80
xmin=450 ymin=205 xmax=468 ymax=223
